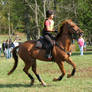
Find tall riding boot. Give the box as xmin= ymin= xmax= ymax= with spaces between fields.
xmin=46 ymin=45 xmax=52 ymax=60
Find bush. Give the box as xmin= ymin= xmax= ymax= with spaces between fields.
xmin=74 ymin=41 xmax=80 ymax=51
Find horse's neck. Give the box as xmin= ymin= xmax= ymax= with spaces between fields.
xmin=57 ymin=28 xmax=72 ymax=51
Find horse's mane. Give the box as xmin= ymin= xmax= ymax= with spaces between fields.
xmin=56 ymin=19 xmax=72 ymax=39
xmin=56 ymin=25 xmax=64 ymax=39
xmin=62 ymin=19 xmax=83 ymax=32
xmin=61 ymin=19 xmax=72 ymax=25
xmin=56 ymin=19 xmax=82 ymax=39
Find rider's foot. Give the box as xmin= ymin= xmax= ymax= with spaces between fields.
xmin=46 ymin=54 xmax=52 ymax=60
xmin=48 ymin=55 xmax=52 ymax=60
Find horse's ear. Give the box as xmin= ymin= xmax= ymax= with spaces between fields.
xmin=66 ymin=19 xmax=72 ymax=24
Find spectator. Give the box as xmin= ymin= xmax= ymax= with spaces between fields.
xmin=13 ymin=39 xmax=19 ymax=47
xmin=2 ymin=40 xmax=6 ymax=56
xmin=78 ymin=34 xmax=84 ymax=56
xmin=9 ymin=39 xmax=14 ymax=57
xmin=5 ymin=39 xmax=12 ymax=59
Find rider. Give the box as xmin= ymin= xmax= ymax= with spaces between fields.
xmin=42 ymin=10 xmax=56 ymax=60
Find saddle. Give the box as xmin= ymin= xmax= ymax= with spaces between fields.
xmin=35 ymin=36 xmax=56 ymax=61
xmin=35 ymin=36 xmax=51 ymax=49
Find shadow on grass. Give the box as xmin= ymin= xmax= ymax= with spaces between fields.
xmin=0 ymin=83 xmax=58 ymax=88
xmin=0 ymin=83 xmax=31 ymax=88
xmin=72 ymin=51 xmax=92 ymax=56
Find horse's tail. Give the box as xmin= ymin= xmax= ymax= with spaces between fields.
xmin=8 ymin=46 xmax=19 ymax=75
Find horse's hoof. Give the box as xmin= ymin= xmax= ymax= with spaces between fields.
xmin=41 ymin=81 xmax=47 ymax=87
xmin=41 ymin=82 xmax=46 ymax=87
xmin=67 ymin=74 xmax=71 ymax=78
xmin=30 ymin=79 xmax=34 ymax=86
xmin=53 ymin=78 xmax=58 ymax=81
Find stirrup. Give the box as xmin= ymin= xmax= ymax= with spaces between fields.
xmin=46 ymin=54 xmax=52 ymax=60
xmin=47 ymin=55 xmax=52 ymax=60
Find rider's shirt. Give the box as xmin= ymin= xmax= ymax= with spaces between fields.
xmin=44 ymin=19 xmax=54 ymax=32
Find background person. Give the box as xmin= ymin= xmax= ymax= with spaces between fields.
xmin=5 ymin=39 xmax=12 ymax=59
xmin=9 ymin=39 xmax=15 ymax=57
xmin=2 ymin=40 xmax=6 ymax=56
xmin=78 ymin=34 xmax=84 ymax=56
xmin=13 ymin=39 xmax=19 ymax=47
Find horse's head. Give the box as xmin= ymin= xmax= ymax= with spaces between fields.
xmin=62 ymin=19 xmax=84 ymax=39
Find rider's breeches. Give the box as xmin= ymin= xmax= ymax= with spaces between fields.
xmin=44 ymin=34 xmax=54 ymax=46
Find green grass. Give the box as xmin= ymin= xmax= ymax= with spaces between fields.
xmin=87 ymin=46 xmax=92 ymax=50
xmin=0 ymin=51 xmax=92 ymax=92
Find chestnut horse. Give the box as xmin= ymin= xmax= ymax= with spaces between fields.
xmin=8 ymin=19 xmax=83 ymax=86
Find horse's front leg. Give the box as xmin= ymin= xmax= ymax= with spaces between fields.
xmin=66 ymin=57 xmax=76 ymax=78
xmin=53 ymin=61 xmax=65 ymax=81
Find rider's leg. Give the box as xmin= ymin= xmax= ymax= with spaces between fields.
xmin=44 ymin=34 xmax=54 ymax=46
xmin=44 ymin=34 xmax=54 ymax=59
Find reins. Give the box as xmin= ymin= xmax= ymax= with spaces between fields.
xmin=55 ymin=42 xmax=71 ymax=56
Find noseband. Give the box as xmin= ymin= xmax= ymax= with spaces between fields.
xmin=67 ymin=23 xmax=80 ymax=34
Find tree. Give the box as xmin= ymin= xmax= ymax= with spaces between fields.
xmin=0 ymin=0 xmax=91 ymax=42
xmin=77 ymin=0 xmax=92 ymax=43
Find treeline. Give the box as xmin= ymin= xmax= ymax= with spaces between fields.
xmin=0 ymin=0 xmax=92 ymax=41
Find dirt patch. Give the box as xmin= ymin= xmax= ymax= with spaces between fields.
xmin=78 ymin=67 xmax=92 ymax=72
xmin=74 ymin=67 xmax=92 ymax=78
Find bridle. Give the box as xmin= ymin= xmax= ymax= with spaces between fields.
xmin=67 ymin=22 xmax=83 ymax=40
xmin=55 ymin=20 xmax=83 ymax=56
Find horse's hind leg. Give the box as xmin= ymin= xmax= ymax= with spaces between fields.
xmin=23 ymin=63 xmax=34 ymax=86
xmin=66 ymin=57 xmax=76 ymax=78
xmin=53 ymin=61 xmax=66 ymax=81
xmin=32 ymin=60 xmax=46 ymax=86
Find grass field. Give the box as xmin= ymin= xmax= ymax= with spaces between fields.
xmin=0 ymin=51 xmax=92 ymax=92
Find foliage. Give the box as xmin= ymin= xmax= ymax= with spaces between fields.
xmin=0 ymin=0 xmax=92 ymax=40
xmin=74 ymin=41 xmax=80 ymax=51
xmin=77 ymin=0 xmax=92 ymax=37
